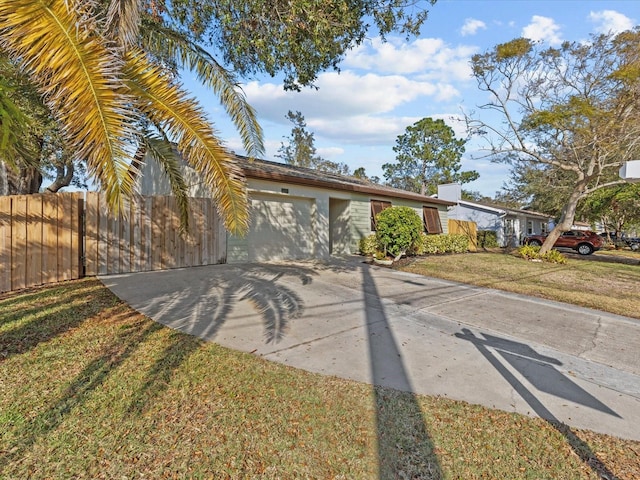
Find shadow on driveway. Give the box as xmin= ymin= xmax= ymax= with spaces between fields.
xmin=456 ymin=328 xmax=619 ymax=480
xmin=361 ymin=264 xmax=442 ymax=479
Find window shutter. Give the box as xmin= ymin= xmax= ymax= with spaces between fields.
xmin=371 ymin=200 xmax=391 ymax=230
xmin=423 ymin=207 xmax=443 ymax=234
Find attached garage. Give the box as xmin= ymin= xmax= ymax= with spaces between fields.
xmin=247 ymin=193 xmax=315 ymax=261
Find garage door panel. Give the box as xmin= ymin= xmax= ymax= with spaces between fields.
xmin=248 ymin=194 xmax=314 ymax=261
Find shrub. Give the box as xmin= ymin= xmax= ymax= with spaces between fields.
xmin=358 ymin=234 xmax=378 ymax=256
xmin=515 ymin=245 xmax=567 ymax=264
xmin=415 ymin=233 xmax=469 ymax=255
xmin=375 ymin=206 xmax=423 ymax=257
xmin=477 ymin=230 xmax=499 ymax=248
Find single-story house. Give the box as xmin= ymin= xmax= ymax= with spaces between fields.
xmin=139 ymin=155 xmax=454 ymax=263
xmin=437 ymin=183 xmax=553 ymax=247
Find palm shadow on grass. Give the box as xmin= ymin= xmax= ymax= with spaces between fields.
xmin=361 ymin=265 xmax=442 ymax=479
xmin=0 ymin=312 xmax=162 ymax=465
xmin=125 ymin=328 xmax=203 ymax=415
xmin=456 ymin=328 xmax=620 ymax=480
xmin=0 ymin=282 xmax=115 ymax=361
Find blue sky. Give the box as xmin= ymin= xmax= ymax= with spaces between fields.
xmin=186 ymin=0 xmax=639 ymax=197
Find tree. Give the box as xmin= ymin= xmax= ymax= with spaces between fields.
xmin=468 ymin=32 xmax=640 ymax=254
xmin=1 ymin=54 xmax=83 ymax=195
xmin=150 ymin=0 xmax=435 ymax=90
xmin=1 ymin=0 xmax=435 ymax=233
xmin=0 ymin=0 xmax=264 ymax=234
xmin=276 ymin=110 xmax=351 ymax=175
xmin=383 ymin=117 xmax=478 ymax=195
xmin=581 ymin=184 xmax=640 ymax=236
xmin=353 ymin=167 xmax=381 ymax=184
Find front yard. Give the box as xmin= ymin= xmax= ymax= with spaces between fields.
xmin=1 ymin=275 xmax=639 ymax=479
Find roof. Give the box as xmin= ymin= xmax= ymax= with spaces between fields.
xmin=453 ymin=198 xmax=552 ymax=220
xmin=235 ymin=156 xmax=454 ymax=206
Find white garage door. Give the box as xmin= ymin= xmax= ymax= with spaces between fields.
xmin=247 ymin=193 xmax=314 ymax=261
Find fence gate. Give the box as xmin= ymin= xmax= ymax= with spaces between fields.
xmin=448 ymin=219 xmax=478 ymax=251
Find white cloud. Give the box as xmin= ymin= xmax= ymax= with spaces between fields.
xmin=589 ymin=10 xmax=634 ymax=34
xmin=343 ymin=37 xmax=477 ymax=82
xmin=461 ymin=18 xmax=487 ymax=36
xmin=316 ymin=146 xmax=344 ymax=159
xmin=522 ymin=15 xmax=563 ymax=46
xmin=244 ymin=70 xmax=448 ymax=125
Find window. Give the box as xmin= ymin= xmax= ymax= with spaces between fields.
xmin=527 ymin=220 xmax=533 ymax=235
xmin=422 ymin=207 xmax=443 ymax=234
xmin=541 ymin=222 xmax=548 ymax=234
xmin=370 ymin=200 xmax=391 ymax=231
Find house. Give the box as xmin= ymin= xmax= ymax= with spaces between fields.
xmin=437 ymin=183 xmax=552 ymax=247
xmin=139 ymin=155 xmax=453 ymax=263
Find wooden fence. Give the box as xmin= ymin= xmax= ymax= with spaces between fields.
xmin=0 ymin=193 xmax=83 ymax=293
xmin=448 ymin=219 xmax=478 ymax=251
xmin=1 ymin=193 xmax=225 ymax=293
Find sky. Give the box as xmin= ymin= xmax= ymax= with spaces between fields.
xmin=185 ymin=0 xmax=639 ymax=198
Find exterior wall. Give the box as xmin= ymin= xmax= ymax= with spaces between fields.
xmin=139 ymin=157 xmax=450 ymax=262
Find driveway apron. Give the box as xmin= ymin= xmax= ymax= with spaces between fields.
xmin=100 ymin=257 xmax=640 ymax=441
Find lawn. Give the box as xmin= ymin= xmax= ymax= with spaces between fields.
xmin=397 ymin=250 xmax=640 ymax=319
xmin=1 ymin=277 xmax=639 ymax=479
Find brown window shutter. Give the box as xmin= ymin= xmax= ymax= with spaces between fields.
xmin=423 ymin=207 xmax=443 ymax=234
xmin=371 ymin=200 xmax=392 ymax=230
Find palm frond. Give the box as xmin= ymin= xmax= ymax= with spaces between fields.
xmin=141 ymin=22 xmax=265 ymax=159
xmin=106 ymin=0 xmax=142 ymax=47
xmin=0 ymin=77 xmax=33 ymax=165
xmin=0 ymin=0 xmax=139 ymax=212
xmin=141 ymin=135 xmax=192 ymax=233
xmin=125 ymin=48 xmax=249 ymax=236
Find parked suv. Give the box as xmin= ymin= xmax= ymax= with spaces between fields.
xmin=524 ymin=230 xmax=604 ymax=255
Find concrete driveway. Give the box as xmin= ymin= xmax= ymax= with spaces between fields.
xmin=100 ymin=256 xmax=640 ymax=441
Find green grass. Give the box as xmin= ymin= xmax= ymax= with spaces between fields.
xmin=1 ymin=278 xmax=639 ymax=479
xmin=399 ymin=250 xmax=640 ymax=319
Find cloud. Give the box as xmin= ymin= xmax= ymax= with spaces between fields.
xmin=589 ymin=10 xmax=635 ymax=34
xmin=522 ymin=15 xmax=563 ymax=46
xmin=461 ymin=18 xmax=487 ymax=36
xmin=343 ymin=37 xmax=477 ymax=82
xmin=243 ymin=70 xmax=453 ymax=126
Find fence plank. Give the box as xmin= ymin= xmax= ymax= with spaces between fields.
xmin=42 ymin=194 xmax=59 ymax=284
xmin=85 ymin=193 xmax=98 ymax=276
xmin=11 ymin=196 xmax=27 ymax=290
xmin=71 ymin=194 xmax=82 ymax=279
xmin=0 ymin=196 xmax=12 ymax=293
xmin=58 ymin=193 xmax=72 ymax=280
xmin=26 ymin=195 xmax=43 ymax=288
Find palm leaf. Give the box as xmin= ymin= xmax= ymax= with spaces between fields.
xmin=141 ymin=22 xmax=265 ymax=159
xmin=106 ymin=0 xmax=142 ymax=47
xmin=124 ymin=48 xmax=249 ymax=236
xmin=0 ymin=0 xmax=139 ymax=212
xmin=141 ymin=135 xmax=192 ymax=233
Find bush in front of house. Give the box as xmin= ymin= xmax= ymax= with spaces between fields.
xmin=375 ymin=206 xmax=423 ymax=257
xmin=477 ymin=230 xmax=499 ymax=248
xmin=516 ymin=245 xmax=567 ymax=264
xmin=358 ymin=234 xmax=378 ymax=256
xmin=414 ymin=233 xmax=469 ymax=255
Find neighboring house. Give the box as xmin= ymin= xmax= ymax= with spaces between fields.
xmin=139 ymin=155 xmax=453 ymax=263
xmin=437 ymin=183 xmax=552 ymax=247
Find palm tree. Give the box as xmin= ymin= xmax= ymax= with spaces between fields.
xmin=0 ymin=0 xmax=263 ymax=235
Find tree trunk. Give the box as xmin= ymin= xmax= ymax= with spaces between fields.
xmin=0 ymin=162 xmax=43 ymax=194
xmin=540 ymin=188 xmax=583 ymax=254
xmin=44 ymin=160 xmax=74 ymax=193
